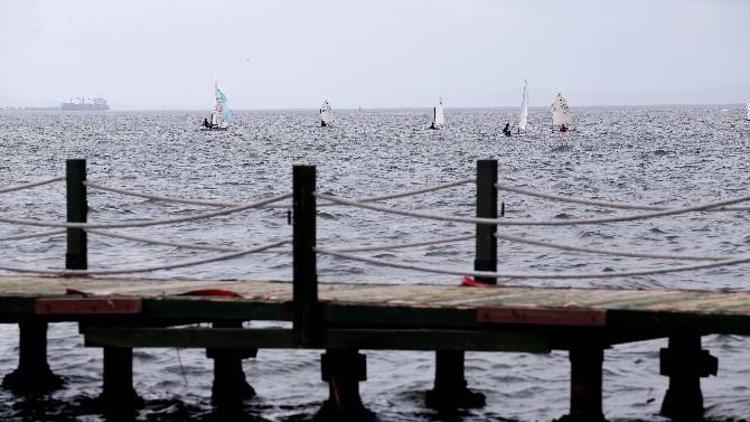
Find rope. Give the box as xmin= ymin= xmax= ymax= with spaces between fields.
xmin=323 ymin=234 xmax=474 ymax=253
xmin=496 ymin=183 xmax=750 ymax=212
xmin=85 ymin=182 xmax=242 ymax=208
xmin=0 ymin=193 xmax=291 ymax=229
xmin=85 ymin=177 xmax=474 ymax=209
xmin=314 ymin=248 xmax=750 ymax=280
xmin=0 ymin=177 xmax=64 ymax=194
xmin=322 ymin=178 xmax=476 ymax=206
xmin=0 ymin=239 xmax=288 ymax=275
xmin=87 ymin=229 xmax=288 ymax=253
xmin=495 ymin=233 xmax=729 ymax=261
xmin=314 ymin=192 xmax=750 ymax=227
xmin=0 ymin=229 xmax=66 ymax=242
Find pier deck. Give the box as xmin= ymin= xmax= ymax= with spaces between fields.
xmin=1 ymin=276 xmax=748 ymax=351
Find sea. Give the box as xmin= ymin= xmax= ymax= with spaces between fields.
xmin=0 ymin=105 xmax=749 ymax=421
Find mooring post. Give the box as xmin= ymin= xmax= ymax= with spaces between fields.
xmin=207 ymin=320 xmax=257 ymax=406
xmin=317 ymin=349 xmax=372 ymax=420
xmin=660 ymin=334 xmax=717 ymax=419
xmin=562 ymin=345 xmax=606 ymax=422
xmin=66 ymin=158 xmax=88 ymax=270
xmin=427 ymin=160 xmax=495 ymax=410
xmin=293 ymin=165 xmax=319 ymax=346
xmin=474 ymin=158 xmax=498 ymax=285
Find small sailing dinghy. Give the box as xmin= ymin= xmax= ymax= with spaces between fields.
xmin=746 ymin=102 xmax=750 ymax=121
xmin=320 ymin=100 xmax=333 ymax=127
xmin=550 ymin=93 xmax=572 ymax=132
xmin=518 ymin=78 xmax=528 ymax=133
xmin=429 ymin=98 xmax=445 ymax=129
xmin=201 ymin=80 xmax=232 ymax=131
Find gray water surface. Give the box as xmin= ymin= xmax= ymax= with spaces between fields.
xmin=0 ymin=106 xmax=749 ymax=420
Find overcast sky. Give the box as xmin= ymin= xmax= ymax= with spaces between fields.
xmin=1 ymin=0 xmax=748 ymax=110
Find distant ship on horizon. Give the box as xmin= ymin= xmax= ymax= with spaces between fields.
xmin=60 ymin=96 xmax=109 ymax=111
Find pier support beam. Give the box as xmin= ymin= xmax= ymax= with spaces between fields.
xmin=207 ymin=321 xmax=256 ymax=406
xmin=560 ymin=346 xmax=606 ymax=422
xmin=100 ymin=347 xmax=141 ymax=412
xmin=2 ymin=320 xmax=63 ymax=393
xmin=316 ymin=349 xmax=372 ymax=421
xmin=426 ymin=350 xmax=486 ymax=409
xmin=660 ymin=334 xmax=717 ymax=419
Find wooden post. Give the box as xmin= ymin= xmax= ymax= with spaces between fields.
xmin=207 ymin=320 xmax=256 ymax=406
xmin=293 ymin=165 xmax=319 ymax=346
xmin=317 ymin=349 xmax=372 ymax=420
xmin=427 ymin=160 xmax=494 ymax=410
xmin=474 ymin=159 xmax=498 ymax=285
xmin=1 ymin=319 xmax=63 ymax=393
xmin=66 ymin=158 xmax=87 ymax=270
xmin=563 ymin=346 xmax=606 ymax=422
xmin=102 ymin=347 xmax=140 ymax=409
xmin=660 ymin=334 xmax=717 ymax=419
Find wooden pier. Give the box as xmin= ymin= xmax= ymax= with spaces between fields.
xmin=0 ymin=159 xmax=747 ymax=420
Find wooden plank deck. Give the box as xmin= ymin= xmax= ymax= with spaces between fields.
xmin=0 ymin=276 xmax=749 ymax=351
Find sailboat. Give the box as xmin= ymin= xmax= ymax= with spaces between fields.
xmin=518 ymin=78 xmax=528 ymax=132
xmin=201 ymin=80 xmax=232 ymax=131
xmin=746 ymin=101 xmax=750 ymax=121
xmin=320 ymin=100 xmax=333 ymax=127
xmin=550 ymin=93 xmax=572 ymax=132
xmin=429 ymin=98 xmax=445 ymax=129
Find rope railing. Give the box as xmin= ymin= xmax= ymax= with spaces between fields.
xmin=84 ymin=177 xmax=475 ymax=209
xmin=496 ymin=183 xmax=750 ymax=212
xmin=87 ymin=229 xmax=290 ymax=254
xmin=0 ymin=229 xmax=66 ymax=242
xmin=314 ymin=192 xmax=750 ymax=227
xmin=322 ymin=234 xmax=474 ymax=253
xmin=315 ymin=247 xmax=750 ymax=280
xmin=0 ymin=193 xmax=291 ymax=229
xmin=0 ymin=239 xmax=289 ymax=275
xmin=0 ymin=177 xmax=64 ymax=194
xmin=495 ymin=233 xmax=729 ymax=261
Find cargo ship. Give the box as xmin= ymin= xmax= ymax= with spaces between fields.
xmin=60 ymin=97 xmax=109 ymax=111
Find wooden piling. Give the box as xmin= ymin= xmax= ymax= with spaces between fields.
xmin=563 ymin=346 xmax=606 ymax=422
xmin=207 ymin=320 xmax=256 ymax=406
xmin=1 ymin=319 xmax=63 ymax=393
xmin=293 ymin=165 xmax=319 ymax=346
xmin=99 ymin=346 xmax=142 ymax=415
xmin=660 ymin=334 xmax=717 ymax=419
xmin=317 ymin=349 xmax=372 ymax=421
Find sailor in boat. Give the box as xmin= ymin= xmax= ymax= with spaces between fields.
xmin=503 ymin=122 xmax=512 ymax=137
xmin=559 ymin=123 xmax=568 ymax=132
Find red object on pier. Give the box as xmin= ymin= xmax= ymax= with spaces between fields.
xmin=178 ymin=289 xmax=243 ymax=298
xmin=461 ymin=276 xmax=491 ymax=288
xmin=35 ymin=297 xmax=142 ymax=315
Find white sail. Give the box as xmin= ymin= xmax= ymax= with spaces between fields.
xmin=550 ymin=93 xmax=572 ymax=130
xmin=518 ymin=78 xmax=528 ymax=131
xmin=431 ymin=98 xmax=445 ymax=129
xmin=746 ymin=102 xmax=750 ymax=120
xmin=320 ymin=100 xmax=333 ymax=126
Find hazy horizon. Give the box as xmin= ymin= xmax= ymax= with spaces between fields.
xmin=2 ymin=0 xmax=748 ymax=110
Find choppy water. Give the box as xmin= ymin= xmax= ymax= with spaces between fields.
xmin=0 ymin=106 xmax=749 ymax=421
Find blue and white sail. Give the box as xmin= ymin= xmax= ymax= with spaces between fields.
xmin=518 ymin=78 xmax=529 ymax=131
xmin=211 ymin=80 xmax=233 ymax=128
